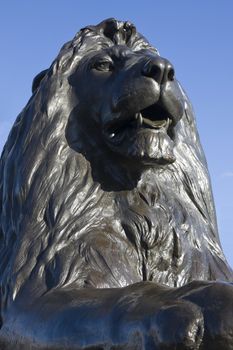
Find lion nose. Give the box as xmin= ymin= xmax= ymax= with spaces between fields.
xmin=142 ymin=57 xmax=175 ymax=84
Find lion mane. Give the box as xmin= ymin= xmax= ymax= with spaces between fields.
xmin=0 ymin=18 xmax=232 ymax=315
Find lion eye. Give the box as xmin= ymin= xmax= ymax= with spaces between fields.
xmin=92 ymin=60 xmax=114 ymax=72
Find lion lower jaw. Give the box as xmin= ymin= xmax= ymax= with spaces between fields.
xmin=107 ymin=129 xmax=176 ymax=164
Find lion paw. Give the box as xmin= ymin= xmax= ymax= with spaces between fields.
xmin=182 ymin=281 xmax=233 ymax=350
xmin=150 ymin=300 xmax=204 ymax=349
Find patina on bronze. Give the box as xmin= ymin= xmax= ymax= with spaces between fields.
xmin=0 ymin=18 xmax=232 ymax=350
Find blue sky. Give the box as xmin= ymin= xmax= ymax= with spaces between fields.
xmin=0 ymin=1 xmax=233 ymax=267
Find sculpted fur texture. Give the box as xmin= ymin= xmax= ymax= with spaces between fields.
xmin=0 ymin=18 xmax=232 ymax=350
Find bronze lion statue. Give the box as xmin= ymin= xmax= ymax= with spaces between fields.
xmin=0 ymin=18 xmax=232 ymax=350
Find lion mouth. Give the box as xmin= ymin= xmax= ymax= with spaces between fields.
xmin=104 ymin=103 xmax=174 ymax=141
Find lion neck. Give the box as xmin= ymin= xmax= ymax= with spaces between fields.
xmin=111 ymin=166 xmax=233 ymax=287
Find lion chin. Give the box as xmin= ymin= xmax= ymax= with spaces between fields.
xmin=105 ymin=126 xmax=176 ymax=164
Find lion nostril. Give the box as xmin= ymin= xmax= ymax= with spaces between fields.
xmin=142 ymin=58 xmax=175 ymax=84
xmin=167 ymin=67 xmax=175 ymax=81
xmin=142 ymin=61 xmax=164 ymax=83
xmin=150 ymin=64 xmax=163 ymax=81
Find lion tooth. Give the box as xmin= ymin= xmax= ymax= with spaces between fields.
xmin=137 ymin=113 xmax=143 ymax=126
xmin=165 ymin=118 xmax=169 ymax=130
xmin=165 ymin=118 xmax=172 ymax=131
xmin=139 ymin=114 xmax=143 ymax=125
xmin=135 ymin=112 xmax=142 ymax=127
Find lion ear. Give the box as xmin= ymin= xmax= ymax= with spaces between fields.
xmin=32 ymin=69 xmax=48 ymax=93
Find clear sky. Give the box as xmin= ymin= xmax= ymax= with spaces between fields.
xmin=0 ymin=1 xmax=233 ymax=267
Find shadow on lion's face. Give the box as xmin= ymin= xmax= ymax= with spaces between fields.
xmin=67 ymin=45 xmax=185 ymax=170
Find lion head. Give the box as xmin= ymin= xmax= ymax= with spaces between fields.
xmin=67 ymin=30 xmax=183 ymax=166
xmin=0 ymin=19 xmax=232 ymax=303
